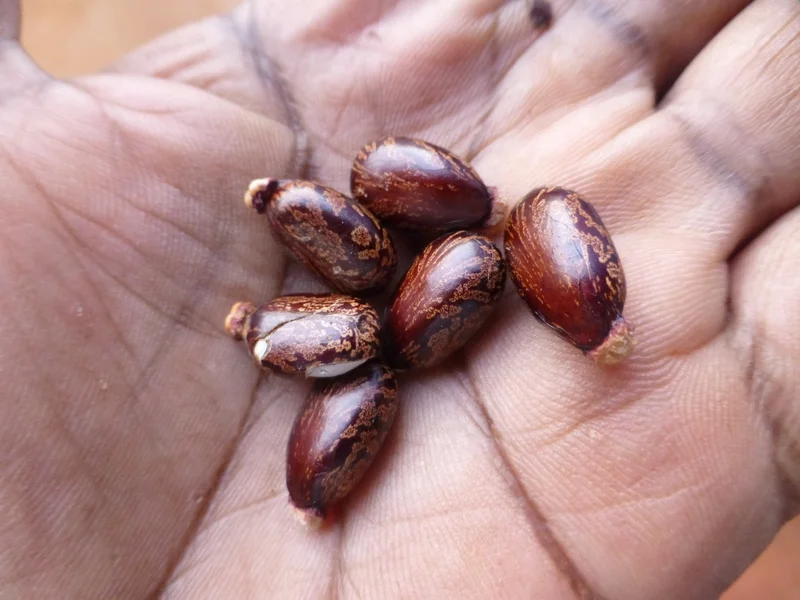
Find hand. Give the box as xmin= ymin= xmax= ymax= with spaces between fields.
xmin=1 ymin=0 xmax=798 ymax=598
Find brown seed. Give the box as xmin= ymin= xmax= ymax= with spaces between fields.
xmin=286 ymin=362 xmax=398 ymax=527
xmin=383 ymin=231 xmax=506 ymax=370
xmin=351 ymin=136 xmax=494 ymax=234
xmin=504 ymin=187 xmax=634 ymax=364
xmin=224 ymin=295 xmax=381 ymax=377
xmin=245 ymin=179 xmax=396 ymax=295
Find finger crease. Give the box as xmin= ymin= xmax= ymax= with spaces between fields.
xmin=226 ymin=3 xmax=311 ymax=180
xmin=732 ymin=321 xmax=800 ymax=520
xmin=578 ymin=0 xmax=651 ymax=62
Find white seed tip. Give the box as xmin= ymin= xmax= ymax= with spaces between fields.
xmin=253 ymin=338 xmax=272 ymax=362
xmin=290 ymin=503 xmax=325 ymax=531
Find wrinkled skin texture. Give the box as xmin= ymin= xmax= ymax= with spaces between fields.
xmin=1 ymin=0 xmax=799 ymax=598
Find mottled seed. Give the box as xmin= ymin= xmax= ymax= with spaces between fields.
xmin=286 ymin=362 xmax=398 ymax=527
xmin=351 ymin=136 xmax=494 ymax=234
xmin=504 ymin=187 xmax=634 ymax=364
xmin=245 ymin=179 xmax=396 ymax=295
xmin=383 ymin=231 xmax=506 ymax=370
xmin=224 ymin=295 xmax=381 ymax=377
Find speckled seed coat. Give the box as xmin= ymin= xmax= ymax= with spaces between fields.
xmin=286 ymin=362 xmax=398 ymax=519
xmin=248 ymin=179 xmax=396 ymax=295
xmin=504 ymin=187 xmax=626 ymax=351
xmin=237 ymin=295 xmax=382 ymax=376
xmin=351 ymin=136 xmax=492 ymax=233
xmin=384 ymin=231 xmax=506 ymax=370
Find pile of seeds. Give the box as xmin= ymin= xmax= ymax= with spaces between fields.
xmin=225 ymin=136 xmax=634 ymax=528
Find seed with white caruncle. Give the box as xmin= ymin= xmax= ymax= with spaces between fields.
xmin=286 ymin=362 xmax=398 ymax=528
xmin=224 ymin=294 xmax=381 ymax=377
xmin=383 ymin=230 xmax=506 ymax=370
xmin=245 ymin=179 xmax=397 ymax=295
xmin=351 ymin=136 xmax=496 ymax=234
xmin=503 ymin=186 xmax=634 ymax=364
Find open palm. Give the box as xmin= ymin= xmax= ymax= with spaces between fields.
xmin=2 ymin=0 xmax=799 ymax=598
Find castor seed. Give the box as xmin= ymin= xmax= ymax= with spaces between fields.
xmin=351 ymin=136 xmax=495 ymax=234
xmin=245 ymin=179 xmax=396 ymax=295
xmin=504 ymin=187 xmax=634 ymax=364
xmin=225 ymin=295 xmax=382 ymax=377
xmin=286 ymin=362 xmax=398 ymax=527
xmin=383 ymin=231 xmax=506 ymax=370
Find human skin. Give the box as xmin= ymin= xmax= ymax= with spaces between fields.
xmin=0 ymin=0 xmax=798 ymax=598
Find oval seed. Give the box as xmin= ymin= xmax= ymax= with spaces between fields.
xmin=286 ymin=362 xmax=398 ymax=527
xmin=383 ymin=231 xmax=506 ymax=370
xmin=224 ymin=295 xmax=381 ymax=377
xmin=246 ymin=179 xmax=397 ymax=295
xmin=503 ymin=186 xmax=634 ymax=364
xmin=351 ymin=136 xmax=493 ymax=234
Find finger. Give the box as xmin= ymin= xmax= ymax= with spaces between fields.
xmin=581 ymin=0 xmax=800 ymax=249
xmin=111 ymin=7 xmax=312 ymax=179
xmin=658 ymin=0 xmax=800 ymax=246
xmin=728 ymin=206 xmax=800 ymax=518
xmin=109 ymin=11 xmax=274 ymax=116
xmin=465 ymin=0 xmax=751 ymax=160
xmin=569 ymin=0 xmax=751 ymax=93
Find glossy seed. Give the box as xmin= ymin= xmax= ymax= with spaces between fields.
xmin=351 ymin=136 xmax=495 ymax=234
xmin=383 ymin=231 xmax=506 ymax=370
xmin=224 ymin=295 xmax=381 ymax=377
xmin=245 ymin=179 xmax=396 ymax=295
xmin=504 ymin=187 xmax=634 ymax=364
xmin=286 ymin=362 xmax=398 ymax=527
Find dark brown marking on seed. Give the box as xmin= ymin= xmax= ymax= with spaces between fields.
xmin=351 ymin=137 xmax=493 ymax=234
xmin=383 ymin=231 xmax=506 ymax=370
xmin=529 ymin=0 xmax=553 ymax=28
xmin=246 ymin=179 xmax=397 ymax=295
xmin=226 ymin=294 xmax=382 ymax=376
xmin=286 ymin=362 xmax=398 ymax=520
xmin=504 ymin=187 xmax=633 ymax=362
